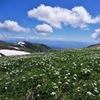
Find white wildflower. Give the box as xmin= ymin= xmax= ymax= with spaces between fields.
xmin=37 ymin=84 xmax=41 ymax=88
xmin=30 ymin=76 xmax=33 ymax=79
xmin=87 ymin=91 xmax=95 ymax=96
xmin=53 ymin=85 xmax=58 ymax=89
xmin=5 ymin=87 xmax=7 ymax=90
xmin=58 ymin=81 xmax=61 ymax=84
xmin=55 ymin=71 xmax=60 ymax=75
xmin=51 ymin=92 xmax=56 ymax=95
xmin=65 ymin=82 xmax=69 ymax=84
xmin=80 ymin=63 xmax=83 ymax=66
xmin=94 ymin=87 xmax=99 ymax=93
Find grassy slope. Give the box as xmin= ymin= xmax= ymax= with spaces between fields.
xmin=0 ymin=48 xmax=100 ymax=100
xmin=0 ymin=40 xmax=11 ymax=49
xmin=88 ymin=43 xmax=100 ymax=48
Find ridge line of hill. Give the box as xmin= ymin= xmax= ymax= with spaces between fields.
xmin=0 ymin=40 xmax=52 ymax=53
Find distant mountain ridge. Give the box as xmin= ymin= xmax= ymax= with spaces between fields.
xmin=0 ymin=40 xmax=52 ymax=53
xmin=4 ymin=39 xmax=95 ymax=49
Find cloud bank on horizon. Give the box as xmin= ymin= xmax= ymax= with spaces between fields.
xmin=0 ymin=4 xmax=100 ymax=41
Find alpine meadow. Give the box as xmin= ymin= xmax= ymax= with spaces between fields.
xmin=0 ymin=48 xmax=100 ymax=100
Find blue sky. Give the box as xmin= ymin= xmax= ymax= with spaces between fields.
xmin=0 ymin=0 xmax=100 ymax=43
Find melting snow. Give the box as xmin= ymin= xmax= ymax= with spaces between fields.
xmin=17 ymin=41 xmax=25 ymax=45
xmin=13 ymin=47 xmax=19 ymax=50
xmin=0 ymin=49 xmax=30 ymax=56
xmin=17 ymin=41 xmax=26 ymax=48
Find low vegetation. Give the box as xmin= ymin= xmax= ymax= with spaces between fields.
xmin=0 ymin=48 xmax=100 ymax=100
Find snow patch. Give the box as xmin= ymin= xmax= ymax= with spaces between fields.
xmin=0 ymin=49 xmax=30 ymax=56
xmin=17 ymin=41 xmax=25 ymax=45
xmin=16 ymin=41 xmax=26 ymax=48
xmin=13 ymin=47 xmax=19 ymax=50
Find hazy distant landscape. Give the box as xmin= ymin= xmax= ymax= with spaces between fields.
xmin=5 ymin=39 xmax=94 ymax=49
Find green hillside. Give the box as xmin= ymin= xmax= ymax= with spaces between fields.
xmin=0 ymin=40 xmax=52 ymax=52
xmin=22 ymin=41 xmax=51 ymax=52
xmin=0 ymin=48 xmax=100 ymax=100
xmin=0 ymin=40 xmax=11 ymax=49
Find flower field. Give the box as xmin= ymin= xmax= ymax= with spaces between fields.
xmin=0 ymin=48 xmax=100 ymax=100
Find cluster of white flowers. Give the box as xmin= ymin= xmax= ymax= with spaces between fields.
xmin=87 ymin=91 xmax=95 ymax=96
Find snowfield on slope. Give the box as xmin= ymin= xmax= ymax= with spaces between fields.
xmin=0 ymin=49 xmax=30 ymax=56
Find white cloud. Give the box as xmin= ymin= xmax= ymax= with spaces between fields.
xmin=92 ymin=28 xmax=100 ymax=39
xmin=34 ymin=24 xmax=53 ymax=36
xmin=28 ymin=4 xmax=100 ymax=29
xmin=0 ymin=20 xmax=30 ymax=33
